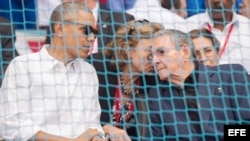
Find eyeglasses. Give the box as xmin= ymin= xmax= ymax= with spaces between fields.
xmin=63 ymin=21 xmax=98 ymax=37
xmin=153 ymin=46 xmax=182 ymax=57
xmin=128 ymin=19 xmax=150 ymax=35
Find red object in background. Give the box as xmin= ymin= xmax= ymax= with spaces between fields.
xmin=27 ymin=41 xmax=45 ymax=52
xmin=99 ymin=0 xmax=107 ymax=4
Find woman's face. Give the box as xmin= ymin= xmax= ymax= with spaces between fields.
xmin=129 ymin=39 xmax=154 ymax=73
xmin=192 ymin=36 xmax=218 ymax=66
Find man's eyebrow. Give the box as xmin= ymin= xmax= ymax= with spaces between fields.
xmin=156 ymin=46 xmax=166 ymax=49
xmin=203 ymin=46 xmax=213 ymax=49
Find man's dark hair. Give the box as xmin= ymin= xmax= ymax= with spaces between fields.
xmin=49 ymin=2 xmax=92 ymax=34
xmin=161 ymin=0 xmax=181 ymax=10
xmin=45 ymin=2 xmax=92 ymax=44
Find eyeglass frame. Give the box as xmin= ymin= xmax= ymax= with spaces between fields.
xmin=62 ymin=20 xmax=98 ymax=38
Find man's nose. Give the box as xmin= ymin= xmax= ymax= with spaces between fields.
xmin=152 ymin=55 xmax=159 ymax=64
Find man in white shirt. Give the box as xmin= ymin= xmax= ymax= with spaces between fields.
xmin=0 ymin=2 xmax=105 ymax=141
xmin=186 ymin=0 xmax=250 ymax=74
xmin=126 ymin=0 xmax=187 ymax=32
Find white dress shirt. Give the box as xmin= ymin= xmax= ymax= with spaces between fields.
xmin=0 ymin=45 xmax=104 ymax=140
xmin=186 ymin=10 xmax=250 ymax=74
xmin=126 ymin=0 xmax=187 ymax=33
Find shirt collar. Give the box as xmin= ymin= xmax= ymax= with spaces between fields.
xmin=92 ymin=2 xmax=99 ymax=25
xmin=40 ymin=44 xmax=60 ymax=70
xmin=184 ymin=61 xmax=199 ymax=84
xmin=40 ymin=44 xmax=79 ymax=71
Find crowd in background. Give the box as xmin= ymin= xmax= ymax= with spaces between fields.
xmin=0 ymin=0 xmax=249 ymax=30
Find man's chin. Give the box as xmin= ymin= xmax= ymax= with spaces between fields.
xmin=158 ymin=70 xmax=167 ymax=81
xmin=79 ymin=50 xmax=89 ymax=58
xmin=80 ymin=54 xmax=88 ymax=59
xmin=159 ymin=75 xmax=167 ymax=81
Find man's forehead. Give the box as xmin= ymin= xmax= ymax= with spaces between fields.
xmin=68 ymin=11 xmax=95 ymax=25
xmin=154 ymin=36 xmax=172 ymax=44
xmin=82 ymin=13 xmax=95 ymax=24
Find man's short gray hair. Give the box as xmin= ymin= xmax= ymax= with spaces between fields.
xmin=49 ymin=2 xmax=92 ymax=33
xmin=153 ymin=29 xmax=194 ymax=50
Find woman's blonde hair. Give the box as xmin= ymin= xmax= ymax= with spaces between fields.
xmin=104 ymin=19 xmax=164 ymax=71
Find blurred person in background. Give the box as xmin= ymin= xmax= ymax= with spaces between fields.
xmin=127 ymin=0 xmax=187 ymax=32
xmin=239 ymin=0 xmax=250 ymax=18
xmin=100 ymin=0 xmax=136 ymax=11
xmin=161 ymin=0 xmax=188 ymax=19
xmin=185 ymin=0 xmax=243 ymax=17
xmin=189 ymin=28 xmax=220 ymax=66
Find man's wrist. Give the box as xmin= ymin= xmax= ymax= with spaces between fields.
xmin=92 ymin=132 xmax=106 ymax=140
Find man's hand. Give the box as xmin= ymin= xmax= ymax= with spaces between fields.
xmin=76 ymin=128 xmax=105 ymax=141
xmin=103 ymin=124 xmax=131 ymax=141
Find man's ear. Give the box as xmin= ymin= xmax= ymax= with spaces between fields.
xmin=54 ymin=23 xmax=63 ymax=37
xmin=181 ymin=44 xmax=191 ymax=59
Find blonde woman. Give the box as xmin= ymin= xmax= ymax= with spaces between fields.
xmin=88 ymin=19 xmax=164 ymax=141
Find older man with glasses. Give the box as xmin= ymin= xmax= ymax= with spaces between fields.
xmin=0 ymin=2 xmax=106 ymax=141
xmin=146 ymin=29 xmax=250 ymax=141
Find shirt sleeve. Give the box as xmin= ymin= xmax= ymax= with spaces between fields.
xmin=84 ymin=65 xmax=104 ymax=134
xmin=0 ymin=59 xmax=40 ymax=140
